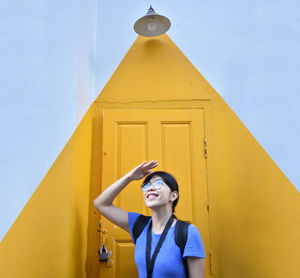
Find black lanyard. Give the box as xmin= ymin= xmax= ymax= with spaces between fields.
xmin=146 ymin=214 xmax=174 ymax=278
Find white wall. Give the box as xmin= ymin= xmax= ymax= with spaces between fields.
xmin=0 ymin=0 xmax=82 ymax=241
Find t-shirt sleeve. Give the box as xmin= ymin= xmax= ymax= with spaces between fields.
xmin=183 ymin=224 xmax=206 ymax=258
xmin=128 ymin=212 xmax=142 ymax=243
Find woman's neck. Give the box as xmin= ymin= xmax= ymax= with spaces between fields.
xmin=151 ymin=207 xmax=174 ymax=234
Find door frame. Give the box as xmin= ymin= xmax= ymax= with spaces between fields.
xmin=88 ymin=99 xmax=218 ymax=277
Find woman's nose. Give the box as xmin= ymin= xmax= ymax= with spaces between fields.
xmin=147 ymin=184 xmax=155 ymax=191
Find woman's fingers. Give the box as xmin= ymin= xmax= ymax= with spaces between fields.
xmin=145 ymin=169 xmax=153 ymax=175
xmin=132 ymin=161 xmax=147 ymax=172
xmin=128 ymin=161 xmax=158 ymax=180
xmin=142 ymin=160 xmax=158 ymax=171
xmin=142 ymin=160 xmax=155 ymax=169
xmin=133 ymin=160 xmax=158 ymax=173
xmin=138 ymin=161 xmax=147 ymax=168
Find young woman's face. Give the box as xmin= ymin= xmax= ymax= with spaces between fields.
xmin=142 ymin=175 xmax=177 ymax=211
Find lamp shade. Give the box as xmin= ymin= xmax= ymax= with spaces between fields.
xmin=134 ymin=6 xmax=171 ymax=37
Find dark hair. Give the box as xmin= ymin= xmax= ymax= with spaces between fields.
xmin=142 ymin=171 xmax=179 ymax=213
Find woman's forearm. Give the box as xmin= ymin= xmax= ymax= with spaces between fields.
xmin=93 ymin=161 xmax=158 ymax=232
xmin=93 ymin=173 xmax=133 ymax=210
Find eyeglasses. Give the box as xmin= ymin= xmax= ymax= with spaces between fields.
xmin=141 ymin=179 xmax=164 ymax=191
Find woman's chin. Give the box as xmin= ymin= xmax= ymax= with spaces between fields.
xmin=145 ymin=201 xmax=159 ymax=209
xmin=145 ymin=201 xmax=166 ymax=211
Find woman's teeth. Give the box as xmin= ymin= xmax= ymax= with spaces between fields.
xmin=147 ymin=193 xmax=158 ymax=199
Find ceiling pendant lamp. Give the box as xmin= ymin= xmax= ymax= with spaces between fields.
xmin=134 ymin=6 xmax=171 ymax=37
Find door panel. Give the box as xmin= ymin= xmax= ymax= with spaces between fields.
xmin=100 ymin=109 xmax=211 ymax=278
xmin=116 ymin=123 xmax=148 ymax=213
xmin=115 ymin=243 xmax=136 ymax=277
xmin=161 ymin=122 xmax=194 ymax=221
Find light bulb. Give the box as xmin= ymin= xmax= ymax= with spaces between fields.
xmin=147 ymin=18 xmax=157 ymax=32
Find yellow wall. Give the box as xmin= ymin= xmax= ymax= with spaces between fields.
xmin=95 ymin=35 xmax=300 ymax=277
xmin=69 ymin=106 xmax=95 ymax=277
xmin=0 ymin=106 xmax=96 ymax=278
xmin=1 ymin=34 xmax=299 ymax=278
xmin=0 ymin=137 xmax=74 ymax=278
xmin=211 ymin=100 xmax=300 ymax=277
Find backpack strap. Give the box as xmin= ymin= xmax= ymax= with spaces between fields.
xmin=132 ymin=215 xmax=151 ymax=244
xmin=132 ymin=215 xmax=190 ymax=276
xmin=175 ymin=220 xmax=190 ymax=278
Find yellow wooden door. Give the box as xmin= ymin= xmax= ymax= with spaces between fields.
xmin=99 ymin=109 xmax=211 ymax=278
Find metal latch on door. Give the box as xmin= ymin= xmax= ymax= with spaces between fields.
xmin=98 ymin=220 xmax=113 ymax=264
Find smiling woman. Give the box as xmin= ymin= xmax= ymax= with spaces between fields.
xmin=93 ymin=161 xmax=206 ymax=278
xmin=141 ymin=172 xmax=179 ymax=214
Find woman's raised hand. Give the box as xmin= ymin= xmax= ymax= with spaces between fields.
xmin=128 ymin=161 xmax=159 ymax=181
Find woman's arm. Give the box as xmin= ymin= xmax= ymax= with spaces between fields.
xmin=93 ymin=161 xmax=158 ymax=233
xmin=187 ymin=257 xmax=205 ymax=278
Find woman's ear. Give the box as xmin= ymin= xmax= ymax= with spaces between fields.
xmin=170 ymin=191 xmax=178 ymax=202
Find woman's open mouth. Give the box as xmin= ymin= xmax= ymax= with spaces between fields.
xmin=146 ymin=193 xmax=159 ymax=199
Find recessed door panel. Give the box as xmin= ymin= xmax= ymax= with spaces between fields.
xmin=116 ymin=123 xmax=148 ymax=213
xmin=161 ymin=122 xmax=194 ymax=221
xmin=115 ymin=242 xmax=137 ymax=278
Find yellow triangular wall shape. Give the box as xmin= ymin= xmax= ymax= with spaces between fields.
xmin=1 ymin=34 xmax=299 ymax=278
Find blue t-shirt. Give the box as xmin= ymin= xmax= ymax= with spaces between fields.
xmin=128 ymin=212 xmax=206 ymax=278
